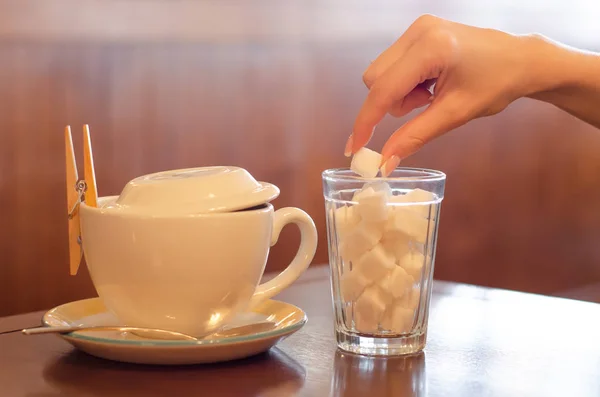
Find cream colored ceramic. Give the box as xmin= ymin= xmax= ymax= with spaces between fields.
xmin=114 ymin=166 xmax=280 ymax=215
xmin=79 ymin=197 xmax=317 ymax=336
xmin=42 ymin=298 xmax=307 ymax=365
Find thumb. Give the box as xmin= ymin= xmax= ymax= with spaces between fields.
xmin=380 ymin=98 xmax=469 ymax=175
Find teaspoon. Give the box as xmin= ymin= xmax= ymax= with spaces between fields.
xmin=22 ymin=321 xmax=276 ymax=341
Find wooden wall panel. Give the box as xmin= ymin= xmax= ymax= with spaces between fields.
xmin=1 ymin=0 xmax=600 ymax=315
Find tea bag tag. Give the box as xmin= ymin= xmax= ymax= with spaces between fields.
xmin=65 ymin=126 xmax=84 ymax=275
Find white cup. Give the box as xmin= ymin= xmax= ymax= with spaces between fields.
xmin=79 ymin=196 xmax=318 ymax=336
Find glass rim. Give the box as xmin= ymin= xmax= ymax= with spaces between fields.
xmin=322 ymin=167 xmax=446 ymax=183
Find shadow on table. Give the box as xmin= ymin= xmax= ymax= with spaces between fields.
xmin=330 ymin=350 xmax=426 ymax=397
xmin=39 ymin=347 xmax=305 ymax=396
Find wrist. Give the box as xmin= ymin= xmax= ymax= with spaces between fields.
xmin=521 ymin=33 xmax=595 ymax=102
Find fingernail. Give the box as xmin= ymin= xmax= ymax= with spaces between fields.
xmin=381 ymin=155 xmax=400 ymax=177
xmin=344 ymin=135 xmax=354 ymax=157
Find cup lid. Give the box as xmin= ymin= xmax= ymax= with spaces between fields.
xmin=114 ymin=166 xmax=280 ymax=214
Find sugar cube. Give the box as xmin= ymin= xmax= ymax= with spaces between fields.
xmin=354 ymin=243 xmax=396 ymax=283
xmin=377 ymin=274 xmax=393 ymax=296
xmin=352 ymin=187 xmax=370 ymax=202
xmin=354 ymin=312 xmax=379 ymax=334
xmin=354 ymin=285 xmax=388 ymax=333
xmin=388 ymin=265 xmax=414 ymax=299
xmin=399 ymin=251 xmax=425 ymax=280
xmin=410 ymin=203 xmax=435 ymax=220
xmin=399 ymin=286 xmax=421 ymax=310
xmin=388 ymin=194 xmax=409 ymax=204
xmin=390 ymin=189 xmax=437 ymax=219
xmin=385 ymin=206 xmax=433 ymax=245
xmin=340 ymin=268 xmax=371 ymax=302
xmin=404 ymin=188 xmax=435 ymax=203
xmin=355 ymin=188 xmax=389 ymax=223
xmin=339 ymin=221 xmax=383 ymax=262
xmin=374 ymin=276 xmax=394 ymax=302
xmin=380 ymin=232 xmax=411 ymax=260
xmin=363 ymin=181 xmax=393 ymax=196
xmin=380 ymin=304 xmax=415 ymax=334
xmin=350 ymin=147 xmax=383 ymax=178
xmin=334 ymin=205 xmax=361 ymax=240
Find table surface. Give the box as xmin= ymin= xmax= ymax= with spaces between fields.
xmin=1 ymin=265 xmax=600 ymax=397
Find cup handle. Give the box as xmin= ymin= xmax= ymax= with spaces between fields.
xmin=249 ymin=207 xmax=318 ymax=308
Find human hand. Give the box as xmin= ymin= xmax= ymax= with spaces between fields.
xmin=346 ymin=15 xmax=549 ymax=175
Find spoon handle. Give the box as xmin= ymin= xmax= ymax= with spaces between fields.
xmin=22 ymin=326 xmax=83 ymax=335
xmin=22 ymin=321 xmax=276 ymax=340
xmin=21 ymin=325 xmax=198 ymax=341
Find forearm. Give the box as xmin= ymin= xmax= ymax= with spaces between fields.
xmin=525 ymin=35 xmax=600 ymax=129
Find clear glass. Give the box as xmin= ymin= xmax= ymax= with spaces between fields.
xmin=322 ymin=167 xmax=446 ymax=356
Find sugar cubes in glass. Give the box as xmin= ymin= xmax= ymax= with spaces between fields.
xmin=322 ymin=167 xmax=446 ymax=356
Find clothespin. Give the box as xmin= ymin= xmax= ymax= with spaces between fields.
xmin=65 ymin=125 xmax=98 ymax=275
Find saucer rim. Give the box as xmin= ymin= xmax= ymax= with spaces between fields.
xmin=41 ymin=297 xmax=307 ymax=347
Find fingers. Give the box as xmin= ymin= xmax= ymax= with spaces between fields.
xmin=388 ymin=86 xmax=433 ymax=118
xmin=353 ymin=15 xmax=440 ymax=146
xmin=363 ymin=14 xmax=442 ymax=89
xmin=350 ymin=44 xmax=440 ymax=155
xmin=363 ymin=36 xmax=414 ymax=88
xmin=380 ymin=98 xmax=470 ymax=175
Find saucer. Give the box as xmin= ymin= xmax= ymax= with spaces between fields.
xmin=41 ymin=298 xmax=307 ymax=365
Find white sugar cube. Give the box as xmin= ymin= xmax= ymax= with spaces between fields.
xmin=354 ymin=312 xmax=379 ymax=334
xmin=355 ymin=189 xmax=389 ymax=223
xmin=410 ymin=203 xmax=435 ymax=219
xmin=374 ymin=275 xmax=394 ymax=303
xmin=380 ymin=232 xmax=411 ymax=260
xmin=404 ymin=188 xmax=435 ymax=203
xmin=339 ymin=241 xmax=361 ymax=264
xmin=399 ymin=251 xmax=425 ymax=280
xmin=390 ymin=188 xmax=434 ymax=203
xmin=388 ymin=194 xmax=409 ymax=204
xmin=389 ymin=265 xmax=414 ymax=299
xmin=363 ymin=181 xmax=393 ymax=196
xmin=377 ymin=274 xmax=393 ymax=296
xmin=399 ymin=287 xmax=421 ymax=310
xmin=339 ymin=221 xmax=383 ymax=262
xmin=354 ymin=243 xmax=396 ymax=283
xmin=391 ymin=189 xmax=437 ymax=219
xmin=354 ymin=285 xmax=388 ymax=333
xmin=411 ymin=239 xmax=438 ymax=258
xmin=334 ymin=205 xmax=361 ymax=240
xmin=352 ymin=186 xmax=373 ymax=202
xmin=385 ymin=206 xmax=433 ymax=245
xmin=350 ymin=147 xmax=382 ymax=178
xmin=377 ymin=265 xmax=412 ymax=300
xmin=340 ymin=269 xmax=371 ymax=302
xmin=380 ymin=304 xmax=415 ymax=334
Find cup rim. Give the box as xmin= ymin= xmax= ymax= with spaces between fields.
xmin=322 ymin=167 xmax=446 ymax=183
xmin=80 ymin=196 xmax=273 ymax=219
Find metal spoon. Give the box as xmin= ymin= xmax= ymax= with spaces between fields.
xmin=22 ymin=321 xmax=276 ymax=341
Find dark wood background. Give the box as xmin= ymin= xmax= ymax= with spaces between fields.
xmin=1 ymin=0 xmax=600 ymax=316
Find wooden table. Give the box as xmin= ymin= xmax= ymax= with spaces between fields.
xmin=3 ymin=0 xmax=600 ymax=318
xmin=1 ymin=265 xmax=599 ymax=396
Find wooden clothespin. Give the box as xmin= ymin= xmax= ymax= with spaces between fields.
xmin=65 ymin=124 xmax=98 ymax=275
xmin=83 ymin=125 xmax=98 ymax=207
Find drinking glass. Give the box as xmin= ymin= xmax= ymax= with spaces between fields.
xmin=322 ymin=167 xmax=446 ymax=356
